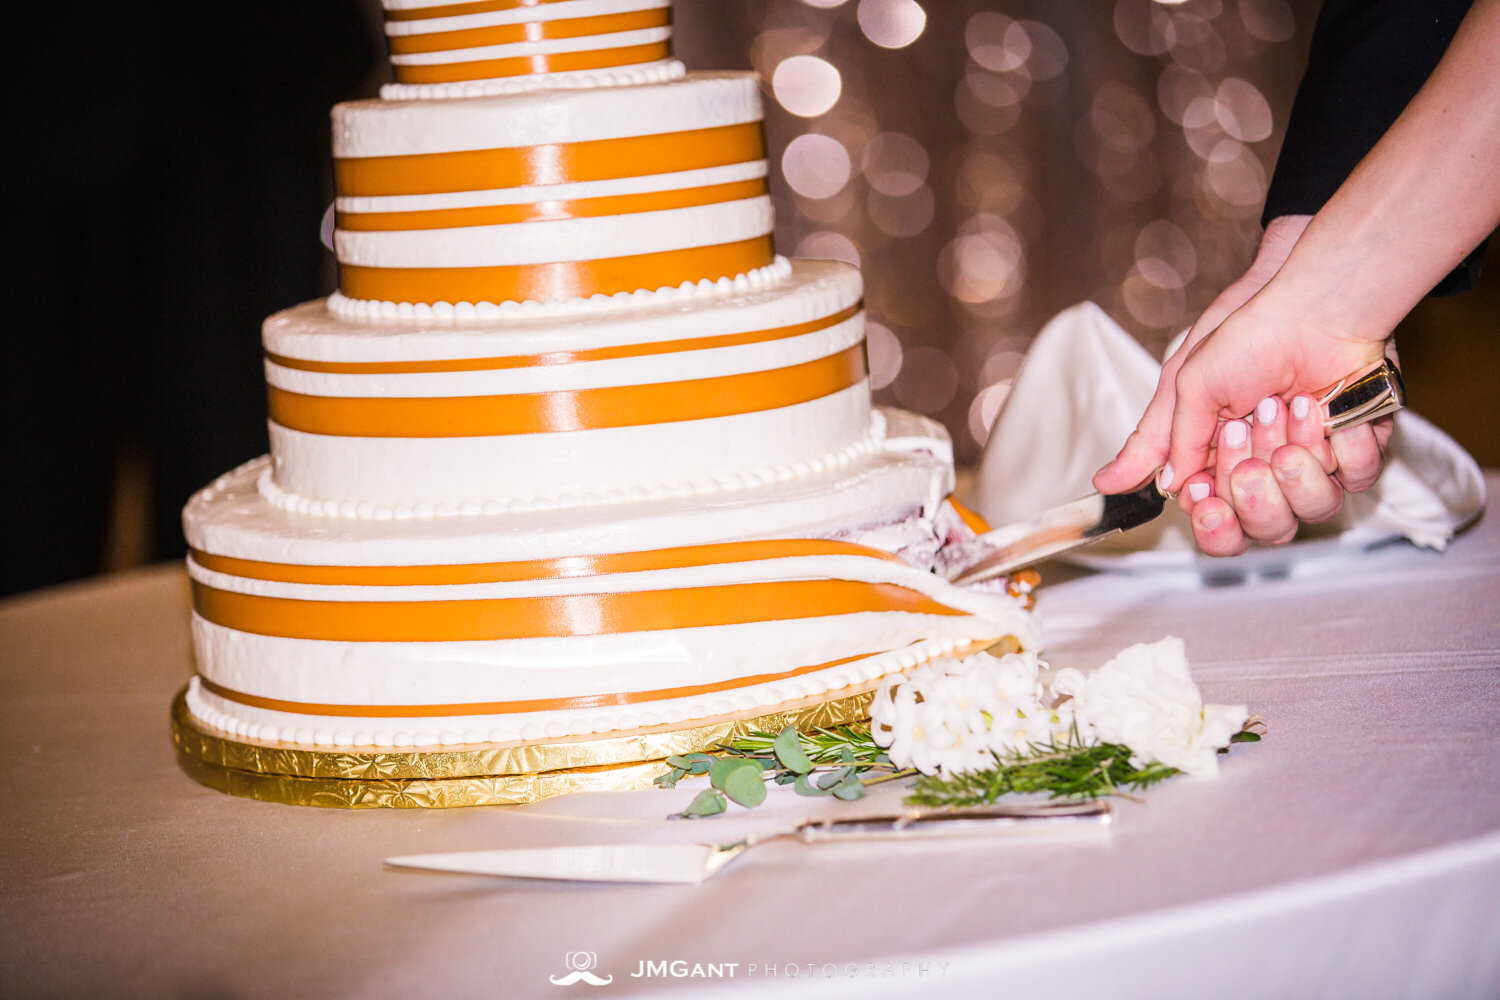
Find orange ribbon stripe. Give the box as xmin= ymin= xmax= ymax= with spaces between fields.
xmin=336 ymin=235 xmax=774 ymax=305
xmin=191 ymin=579 xmax=968 ymax=643
xmin=268 ymin=344 xmax=864 ymax=438
xmin=267 ymin=302 xmax=860 ymax=375
xmin=386 ymin=0 xmax=573 ymax=24
xmin=387 ymin=9 xmax=670 ymax=55
xmin=190 ymin=537 xmax=901 ymax=587
xmin=393 ymin=40 xmax=671 ymax=84
xmin=335 ymin=122 xmax=764 ymax=198
xmin=198 ymin=648 xmax=878 ymax=718
xmin=336 ymin=178 xmax=767 ymax=233
xmin=947 ymin=496 xmax=992 ymax=534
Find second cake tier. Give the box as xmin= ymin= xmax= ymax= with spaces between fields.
xmin=264 ymin=259 xmax=871 ymax=510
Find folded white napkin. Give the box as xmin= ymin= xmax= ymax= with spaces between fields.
xmin=968 ymin=302 xmax=1486 ymax=568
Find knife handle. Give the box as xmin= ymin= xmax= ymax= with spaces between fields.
xmin=1319 ymin=358 xmax=1405 ymax=435
xmin=792 ymin=801 xmax=1110 ymax=843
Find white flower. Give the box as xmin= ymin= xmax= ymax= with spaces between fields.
xmin=1050 ymin=637 xmax=1247 ymax=778
xmin=870 ymin=650 xmax=1073 ymax=778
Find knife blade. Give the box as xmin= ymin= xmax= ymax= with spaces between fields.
xmin=940 ymin=358 xmax=1405 ymax=586
xmin=385 ymin=801 xmax=1110 ymax=884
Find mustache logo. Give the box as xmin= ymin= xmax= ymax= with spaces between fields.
xmin=549 ymin=970 xmax=614 ymax=986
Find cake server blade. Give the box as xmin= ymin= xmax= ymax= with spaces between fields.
xmin=940 ymin=358 xmax=1406 ymax=586
xmin=386 ymin=843 xmax=731 ymax=884
xmin=385 ymin=801 xmax=1110 ymax=884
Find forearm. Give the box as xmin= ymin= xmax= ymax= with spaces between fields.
xmin=1266 ymin=0 xmax=1500 ymax=340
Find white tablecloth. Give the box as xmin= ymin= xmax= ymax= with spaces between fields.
xmin=3 ymin=475 xmax=1498 ymax=1000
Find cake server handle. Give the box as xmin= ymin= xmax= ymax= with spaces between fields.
xmin=789 ymin=800 xmax=1111 ymax=843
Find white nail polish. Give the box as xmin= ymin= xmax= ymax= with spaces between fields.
xmin=1256 ymin=397 xmax=1278 ymax=425
xmin=1292 ymin=396 xmax=1311 ymax=421
xmin=1223 ymin=420 xmax=1248 ymax=448
xmin=1188 ymin=482 xmax=1210 ymax=502
xmin=1158 ymin=463 xmax=1175 ymax=491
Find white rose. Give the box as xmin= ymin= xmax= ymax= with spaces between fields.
xmin=1050 ymin=637 xmax=1247 ymax=778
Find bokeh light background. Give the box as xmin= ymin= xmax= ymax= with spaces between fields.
xmin=674 ymin=0 xmax=1498 ymax=467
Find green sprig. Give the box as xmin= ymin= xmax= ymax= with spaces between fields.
xmin=905 ymin=740 xmax=1180 ymax=809
xmin=660 ymin=719 xmax=1259 ymax=818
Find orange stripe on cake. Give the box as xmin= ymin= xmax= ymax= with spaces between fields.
xmin=947 ymin=496 xmax=992 ymax=534
xmin=267 ymin=302 xmax=860 ymax=375
xmin=393 ymin=40 xmax=671 ymax=84
xmin=387 ymin=9 xmax=670 ymax=55
xmin=189 ymin=536 xmax=902 ymax=587
xmin=336 ymin=235 xmax=773 ymax=305
xmin=335 ymin=122 xmax=764 ymax=198
xmin=336 ymin=178 xmax=767 ymax=232
xmin=197 ymin=648 xmax=875 ymax=717
xmin=386 ymin=0 xmax=577 ymax=25
xmin=266 ymin=344 xmax=865 ymax=437
xmin=191 ymin=579 xmax=968 ymax=642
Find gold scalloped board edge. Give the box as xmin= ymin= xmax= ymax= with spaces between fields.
xmin=174 ymin=748 xmax=673 ymax=808
xmin=169 ymin=683 xmax=883 ymax=782
xmin=169 ymin=637 xmax=1018 ymax=805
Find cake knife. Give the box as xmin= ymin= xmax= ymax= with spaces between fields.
xmin=384 ymin=800 xmax=1110 ymax=884
xmin=939 ymin=358 xmax=1405 ymax=586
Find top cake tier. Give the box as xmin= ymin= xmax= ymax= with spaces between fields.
xmin=330 ymin=72 xmax=774 ymax=314
xmin=379 ymin=0 xmax=683 ymax=100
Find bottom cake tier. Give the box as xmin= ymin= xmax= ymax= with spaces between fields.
xmin=181 ymin=408 xmax=1037 ymax=752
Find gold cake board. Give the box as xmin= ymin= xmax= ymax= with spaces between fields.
xmin=170 ymin=684 xmax=879 ymax=809
xmin=171 ymin=637 xmax=1017 ymax=808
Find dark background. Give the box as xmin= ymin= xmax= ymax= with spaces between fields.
xmin=4 ymin=0 xmax=1494 ymax=595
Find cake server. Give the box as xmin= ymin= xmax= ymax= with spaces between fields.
xmin=939 ymin=358 xmax=1405 ymax=586
xmin=384 ymin=800 xmax=1110 ymax=884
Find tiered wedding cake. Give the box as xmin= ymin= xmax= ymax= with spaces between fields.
xmin=181 ymin=0 xmax=1037 ymax=752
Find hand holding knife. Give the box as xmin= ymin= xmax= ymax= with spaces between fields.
xmin=939 ymin=359 xmax=1405 ymax=585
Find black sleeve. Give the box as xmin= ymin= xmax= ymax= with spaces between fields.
xmin=1263 ymin=0 xmax=1483 ymax=295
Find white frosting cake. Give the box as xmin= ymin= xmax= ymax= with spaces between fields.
xmin=181 ymin=0 xmax=1037 ymax=751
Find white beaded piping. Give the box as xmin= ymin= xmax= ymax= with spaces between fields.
xmin=256 ymin=421 xmax=885 ymax=521
xmin=378 ymin=59 xmax=686 ymax=102
xmin=326 ymin=256 xmax=793 ymax=323
xmin=183 ymin=631 xmax=1013 ymax=749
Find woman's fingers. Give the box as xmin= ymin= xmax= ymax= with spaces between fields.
xmin=1177 ymin=471 xmax=1215 ymax=514
xmin=1286 ymin=394 xmax=1338 ymax=473
xmin=1270 ymin=444 xmax=1345 ymax=523
xmin=1214 ymin=419 xmax=1252 ymax=509
xmin=1250 ymin=395 xmax=1287 ymax=462
xmin=1330 ymin=423 xmax=1387 ymax=492
xmin=1228 ymin=459 xmax=1299 ymax=545
xmin=1191 ymin=496 xmax=1249 ymax=556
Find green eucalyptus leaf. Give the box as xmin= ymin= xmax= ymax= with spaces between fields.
xmin=817 ymin=766 xmax=853 ymax=790
xmin=654 ymin=770 xmax=679 ymax=789
xmin=773 ymin=726 xmax=815 ymax=775
xmin=708 ymin=757 xmax=741 ymax=789
xmin=665 ymin=755 xmax=691 ymax=768
xmin=773 ymin=771 xmax=799 ymax=785
xmin=832 ymin=777 xmax=865 ymax=801
xmin=678 ymin=788 xmax=727 ymax=818
xmin=722 ymin=766 xmax=768 ymax=808
xmin=839 ymin=746 xmax=856 ymax=764
xmin=794 ymin=773 xmax=832 ymax=796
